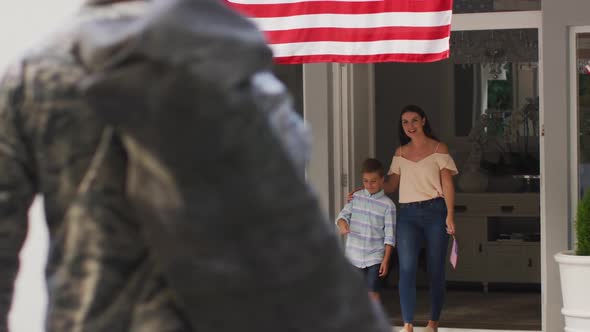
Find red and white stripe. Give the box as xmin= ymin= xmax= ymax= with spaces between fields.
xmin=226 ymin=0 xmax=453 ymax=64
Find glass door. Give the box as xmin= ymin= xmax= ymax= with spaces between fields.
xmin=570 ymin=28 xmax=590 ymax=245
xmin=373 ymin=27 xmax=542 ymax=330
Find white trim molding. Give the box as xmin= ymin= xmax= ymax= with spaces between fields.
xmin=569 ymin=26 xmax=590 ymax=248
xmin=452 ymin=11 xmax=541 ymax=31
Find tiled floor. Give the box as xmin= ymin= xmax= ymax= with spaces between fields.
xmin=391 ymin=328 xmax=537 ymax=332
xmin=10 ymin=198 xmax=543 ymax=332
xmin=381 ymin=286 xmax=541 ymax=331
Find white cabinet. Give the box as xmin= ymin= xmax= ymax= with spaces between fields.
xmin=524 ymin=244 xmax=541 ymax=283
xmin=446 ymin=216 xmax=486 ymax=282
xmin=485 ymin=242 xmax=539 ymax=283
xmin=446 ymin=193 xmax=540 ymax=287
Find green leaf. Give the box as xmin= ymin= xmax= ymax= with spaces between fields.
xmin=576 ymin=190 xmax=590 ymax=255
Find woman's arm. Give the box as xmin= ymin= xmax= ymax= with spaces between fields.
xmin=441 ymin=168 xmax=455 ymax=235
xmin=383 ymin=173 xmax=400 ymax=194
xmin=348 ymin=176 xmax=397 ymax=202
xmin=438 ymin=143 xmax=456 ymax=235
xmin=383 ymin=146 xmax=402 ymax=194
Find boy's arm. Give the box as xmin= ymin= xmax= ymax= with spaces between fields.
xmin=336 ymin=218 xmax=350 ymax=235
xmin=379 ymin=245 xmax=393 ymax=277
xmin=383 ymin=245 xmax=393 ymax=263
xmin=335 ymin=200 xmax=353 ymax=234
xmin=335 ymin=199 xmax=353 ymax=225
xmin=383 ymin=205 xmax=396 ymax=247
xmin=379 ymin=206 xmax=396 ymax=277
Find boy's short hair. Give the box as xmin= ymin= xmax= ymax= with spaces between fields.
xmin=361 ymin=158 xmax=384 ymax=177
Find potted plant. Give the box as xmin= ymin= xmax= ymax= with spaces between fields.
xmin=554 ymin=190 xmax=590 ymax=331
xmin=457 ymin=112 xmax=489 ymax=193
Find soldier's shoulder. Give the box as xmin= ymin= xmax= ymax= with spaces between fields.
xmin=17 ymin=41 xmax=87 ymax=105
xmin=1 ymin=62 xmax=24 ymax=82
xmin=0 ymin=62 xmax=25 ymax=108
xmin=0 ymin=47 xmax=85 ymax=133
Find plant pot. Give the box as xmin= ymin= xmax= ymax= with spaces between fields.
xmin=554 ymin=250 xmax=590 ymax=332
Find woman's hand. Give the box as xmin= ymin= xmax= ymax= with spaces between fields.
xmin=347 ymin=187 xmax=363 ymax=202
xmin=446 ymin=215 xmax=456 ymax=235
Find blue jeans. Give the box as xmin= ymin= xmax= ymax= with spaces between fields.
xmin=397 ymin=198 xmax=448 ymax=323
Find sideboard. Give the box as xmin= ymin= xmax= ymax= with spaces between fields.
xmin=447 ymin=193 xmax=540 ymax=291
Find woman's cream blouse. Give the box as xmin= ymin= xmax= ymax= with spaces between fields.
xmin=388 ymin=153 xmax=458 ymax=204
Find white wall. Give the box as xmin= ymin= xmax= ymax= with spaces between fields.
xmin=8 ymin=198 xmax=48 ymax=332
xmin=0 ymin=0 xmax=82 ymax=72
xmin=350 ymin=64 xmax=375 ymax=188
xmin=304 ymin=64 xmax=336 ymax=220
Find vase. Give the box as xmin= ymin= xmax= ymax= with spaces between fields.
xmin=555 ymin=251 xmax=590 ymax=332
xmin=458 ymin=169 xmax=489 ymax=193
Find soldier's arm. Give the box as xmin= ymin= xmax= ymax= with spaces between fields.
xmin=0 ymin=67 xmax=38 ymax=332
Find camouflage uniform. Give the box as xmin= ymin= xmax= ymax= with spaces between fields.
xmin=48 ymin=131 xmax=190 ymax=332
xmin=0 ymin=1 xmax=161 ymax=331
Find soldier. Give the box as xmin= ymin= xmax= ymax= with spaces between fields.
xmin=1 ymin=0 xmax=392 ymax=331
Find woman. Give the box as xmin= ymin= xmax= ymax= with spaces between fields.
xmin=385 ymin=105 xmax=458 ymax=332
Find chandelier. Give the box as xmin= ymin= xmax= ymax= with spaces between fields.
xmin=450 ymin=29 xmax=538 ymax=66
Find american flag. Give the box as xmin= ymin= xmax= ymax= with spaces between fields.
xmin=450 ymin=235 xmax=458 ymax=269
xmin=225 ymin=0 xmax=453 ymax=64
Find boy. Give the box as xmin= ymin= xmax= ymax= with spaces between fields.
xmin=336 ymin=158 xmax=396 ymax=302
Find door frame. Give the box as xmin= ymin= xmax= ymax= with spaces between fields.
xmin=362 ymin=10 xmax=544 ymax=332
xmin=303 ymin=9 xmax=546 ymax=331
xmin=569 ymin=26 xmax=590 ymax=249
